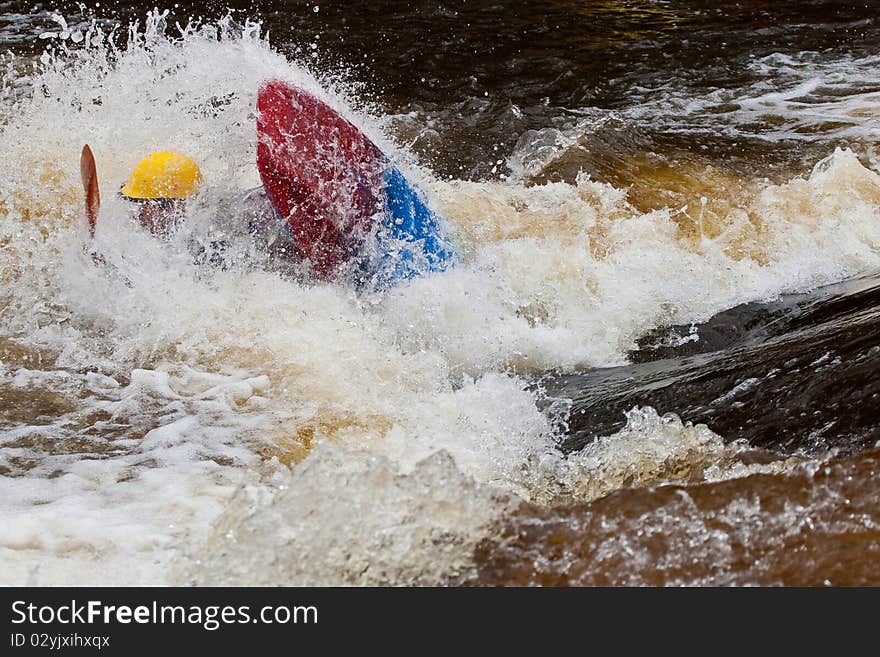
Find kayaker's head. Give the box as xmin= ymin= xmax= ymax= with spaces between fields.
xmin=120 ymin=151 xmax=202 ymax=236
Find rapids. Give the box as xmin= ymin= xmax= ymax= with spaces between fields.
xmin=1 ymin=2 xmax=878 ymax=585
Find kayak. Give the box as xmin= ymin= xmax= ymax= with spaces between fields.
xmin=256 ymin=79 xmax=455 ymax=289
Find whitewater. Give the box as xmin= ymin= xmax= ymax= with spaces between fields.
xmin=1 ymin=11 xmax=879 ymax=585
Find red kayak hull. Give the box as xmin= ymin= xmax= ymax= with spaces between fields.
xmin=256 ymin=80 xmax=383 ymax=277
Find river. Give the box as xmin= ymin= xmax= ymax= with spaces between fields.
xmin=1 ymin=1 xmax=878 ymax=585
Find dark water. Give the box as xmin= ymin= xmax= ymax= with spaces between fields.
xmin=552 ymin=270 xmax=880 ymax=456
xmin=2 ymin=0 xmax=879 ymax=585
xmin=5 ymin=1 xmax=880 ymax=178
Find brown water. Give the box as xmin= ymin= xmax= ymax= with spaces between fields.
xmin=1 ymin=1 xmax=879 ymax=586
xmin=471 ymin=447 xmax=880 ymax=586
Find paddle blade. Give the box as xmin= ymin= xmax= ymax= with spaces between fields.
xmin=80 ymin=144 xmax=100 ymax=237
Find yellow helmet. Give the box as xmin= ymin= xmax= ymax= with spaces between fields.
xmin=120 ymin=151 xmax=203 ymax=199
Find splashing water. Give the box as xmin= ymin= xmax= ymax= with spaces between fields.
xmin=1 ymin=10 xmax=879 ymax=585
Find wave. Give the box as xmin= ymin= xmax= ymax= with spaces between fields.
xmin=1 ymin=12 xmax=878 ymax=585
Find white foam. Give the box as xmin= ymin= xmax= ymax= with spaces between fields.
xmin=180 ymin=447 xmax=518 ymax=586
xmin=624 ymin=51 xmax=880 ymax=146
xmin=0 ymin=363 xmax=265 ymax=584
